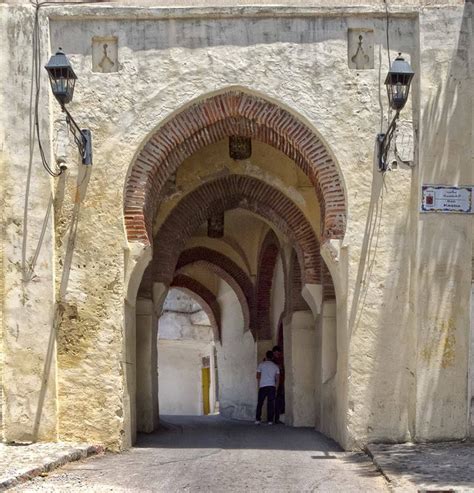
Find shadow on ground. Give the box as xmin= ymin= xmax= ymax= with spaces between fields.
xmin=365 ymin=442 xmax=474 ymax=490
xmin=136 ymin=415 xmax=342 ymax=452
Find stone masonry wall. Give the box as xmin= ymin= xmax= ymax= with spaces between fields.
xmin=0 ymin=3 xmax=471 ymax=449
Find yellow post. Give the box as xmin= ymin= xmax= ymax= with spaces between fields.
xmin=202 ymin=368 xmax=211 ymax=415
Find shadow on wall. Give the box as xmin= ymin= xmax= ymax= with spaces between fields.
xmin=409 ymin=1 xmax=472 ymax=439
xmin=348 ymin=2 xmax=472 ymax=448
xmin=32 ymin=166 xmax=92 ymax=441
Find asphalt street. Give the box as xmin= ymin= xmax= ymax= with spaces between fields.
xmin=14 ymin=415 xmax=389 ymax=492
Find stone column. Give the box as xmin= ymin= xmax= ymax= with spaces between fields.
xmin=320 ymin=301 xmax=337 ymax=437
xmin=135 ymin=298 xmax=159 ymax=433
xmin=285 ymin=310 xmax=317 ymax=427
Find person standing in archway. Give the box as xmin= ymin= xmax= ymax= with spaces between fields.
xmin=255 ymin=350 xmax=280 ymax=425
xmin=272 ymin=345 xmax=285 ymax=424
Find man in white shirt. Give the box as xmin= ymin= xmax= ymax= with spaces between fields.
xmin=255 ymin=350 xmax=280 ymax=425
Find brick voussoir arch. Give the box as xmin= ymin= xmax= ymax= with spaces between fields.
xmin=175 ymin=247 xmax=255 ymax=335
xmin=152 ymin=175 xmax=320 ymax=286
xmin=256 ymin=230 xmax=281 ymax=341
xmin=124 ymin=90 xmax=346 ymax=246
xmin=175 ymin=259 xmax=252 ymax=335
xmin=170 ymin=274 xmax=221 ymax=342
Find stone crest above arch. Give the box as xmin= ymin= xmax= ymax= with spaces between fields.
xmin=124 ymin=89 xmax=346 ymax=247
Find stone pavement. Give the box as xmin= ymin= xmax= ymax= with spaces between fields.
xmin=367 ymin=441 xmax=474 ymax=492
xmin=11 ymin=415 xmax=389 ymax=492
xmin=0 ymin=442 xmax=103 ymax=491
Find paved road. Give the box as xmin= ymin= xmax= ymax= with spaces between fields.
xmin=14 ymin=416 xmax=389 ymax=492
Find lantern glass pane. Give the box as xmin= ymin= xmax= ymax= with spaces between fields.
xmin=48 ymin=67 xmax=76 ymax=105
xmin=386 ymin=76 xmax=410 ymax=110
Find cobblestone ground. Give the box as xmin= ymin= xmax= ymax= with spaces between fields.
xmin=12 ymin=416 xmax=389 ymax=492
xmin=368 ymin=441 xmax=474 ymax=492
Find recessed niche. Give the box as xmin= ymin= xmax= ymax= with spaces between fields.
xmin=92 ymin=36 xmax=118 ymax=73
xmin=348 ymin=29 xmax=374 ymax=70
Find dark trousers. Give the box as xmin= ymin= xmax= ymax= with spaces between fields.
xmin=275 ymin=386 xmax=285 ymax=422
xmin=256 ymin=386 xmax=276 ymax=422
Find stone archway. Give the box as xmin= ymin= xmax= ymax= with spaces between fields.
xmin=256 ymin=230 xmax=281 ymax=341
xmin=171 ymin=274 xmax=221 ymax=342
xmin=124 ymin=89 xmax=346 ymax=248
xmin=175 ymin=247 xmax=254 ymax=335
xmin=151 ymin=175 xmax=321 ymax=286
xmin=125 ymin=90 xmax=345 ymax=443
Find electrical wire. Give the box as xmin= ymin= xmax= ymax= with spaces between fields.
xmin=380 ymin=0 xmax=394 ymax=171
xmin=31 ymin=0 xmax=63 ymax=176
xmin=30 ymin=0 xmax=96 ymax=176
xmin=383 ymin=0 xmax=391 ymax=67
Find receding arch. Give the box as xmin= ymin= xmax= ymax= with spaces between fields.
xmin=176 ymin=261 xmax=251 ymax=335
xmin=124 ymin=89 xmax=346 ymax=247
xmin=170 ymin=274 xmax=221 ymax=342
xmin=322 ymin=261 xmax=336 ymax=301
xmin=289 ymin=248 xmax=311 ymax=312
xmin=175 ymin=247 xmax=254 ymax=335
xmin=150 ymin=175 xmax=320 ymax=286
xmin=256 ymin=230 xmax=281 ymax=340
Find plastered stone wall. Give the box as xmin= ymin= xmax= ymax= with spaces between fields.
xmin=0 ymin=5 xmax=57 ymax=442
xmin=0 ymin=2 xmax=471 ymax=450
xmin=216 ymin=280 xmax=257 ymax=420
xmin=157 ymin=291 xmax=215 ymax=416
xmin=413 ymin=4 xmax=472 ymax=441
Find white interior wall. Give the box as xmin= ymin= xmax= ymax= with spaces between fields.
xmin=216 ymin=279 xmax=257 ymax=420
xmin=157 ymin=289 xmax=215 ymax=416
xmin=158 ymin=340 xmax=212 ymax=415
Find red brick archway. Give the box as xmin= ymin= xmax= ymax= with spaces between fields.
xmin=175 ymin=247 xmax=254 ymax=334
xmin=256 ymin=231 xmax=281 ymax=340
xmin=170 ymin=274 xmax=221 ymax=341
xmin=151 ymin=175 xmax=320 ymax=286
xmin=124 ymin=90 xmax=346 ymax=247
xmin=175 ymin=266 xmax=251 ymax=334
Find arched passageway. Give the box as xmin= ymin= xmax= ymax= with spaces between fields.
xmin=157 ymin=288 xmax=219 ymax=417
xmin=125 ymin=89 xmax=346 ymax=445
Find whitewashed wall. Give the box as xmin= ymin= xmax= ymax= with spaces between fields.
xmin=0 ymin=2 xmax=471 ymax=450
xmin=216 ymin=280 xmax=257 ymax=420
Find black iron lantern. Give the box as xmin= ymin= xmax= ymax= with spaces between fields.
xmin=377 ymin=53 xmax=415 ymax=172
xmin=45 ymin=48 xmax=77 ymax=106
xmin=44 ymin=48 xmax=92 ymax=165
xmin=385 ymin=54 xmax=414 ymax=111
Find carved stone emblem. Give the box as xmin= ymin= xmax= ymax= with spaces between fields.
xmin=229 ymin=136 xmax=252 ymax=160
xmin=208 ymin=213 xmax=225 ymax=238
xmin=348 ymin=29 xmax=374 ymax=70
xmin=92 ymin=36 xmax=118 ymax=73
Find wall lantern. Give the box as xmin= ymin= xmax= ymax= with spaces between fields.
xmin=45 ymin=48 xmax=93 ymax=165
xmin=377 ymin=53 xmax=414 ymax=172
